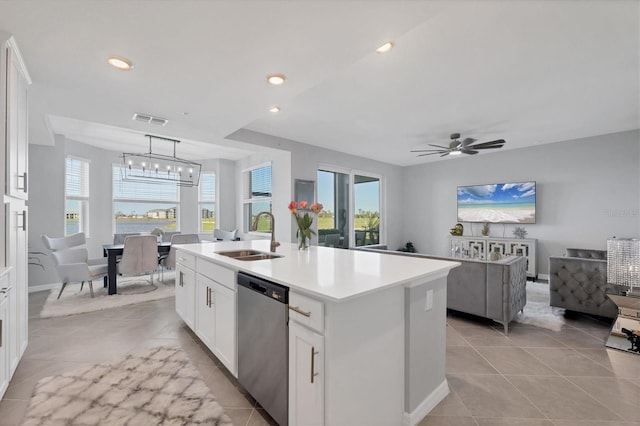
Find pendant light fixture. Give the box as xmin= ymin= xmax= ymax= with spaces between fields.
xmin=120 ymin=134 xmax=202 ymax=187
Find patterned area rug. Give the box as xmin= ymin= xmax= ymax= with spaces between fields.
xmin=38 ymin=272 xmax=176 ymax=319
xmin=513 ymin=281 xmax=566 ymax=332
xmin=22 ymin=346 xmax=233 ymax=426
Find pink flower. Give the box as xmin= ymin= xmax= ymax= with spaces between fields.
xmin=310 ymin=203 xmax=323 ymax=214
xmin=288 ymin=201 xmax=297 ymax=211
xmin=298 ymin=201 xmax=308 ymax=209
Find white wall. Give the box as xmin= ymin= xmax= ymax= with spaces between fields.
xmin=402 ymin=130 xmax=640 ymax=277
xmin=28 ymin=137 xmax=240 ymax=288
xmin=227 ymin=129 xmax=406 ymax=250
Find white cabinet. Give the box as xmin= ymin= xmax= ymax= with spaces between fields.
xmin=3 ymin=36 xmax=30 ymax=200
xmin=289 ymin=320 xmax=324 ymax=426
xmin=175 ymin=251 xmax=237 ymax=376
xmin=175 ymin=254 xmax=196 ymax=330
xmin=449 ymin=235 xmax=538 ymax=279
xmin=195 ymin=275 xmax=216 ymax=350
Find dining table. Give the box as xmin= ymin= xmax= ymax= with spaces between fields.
xmin=102 ymin=241 xmax=172 ymax=295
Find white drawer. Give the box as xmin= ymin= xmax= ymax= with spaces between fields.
xmin=289 ymin=292 xmax=324 ymax=334
xmin=175 ymin=250 xmax=196 ymax=270
xmin=197 ymin=258 xmax=235 ymax=290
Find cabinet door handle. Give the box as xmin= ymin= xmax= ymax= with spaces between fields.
xmin=179 ymin=271 xmax=183 ymax=287
xmin=289 ymin=306 xmax=312 ymax=317
xmin=310 ymin=346 xmax=319 ymax=383
xmin=209 ymin=288 xmax=213 ymax=307
xmin=0 ymin=319 xmax=2 ymax=347
xmin=205 ymin=286 xmax=209 ymax=306
xmin=18 ymin=211 xmax=26 ymax=231
xmin=18 ymin=172 xmax=27 ymax=193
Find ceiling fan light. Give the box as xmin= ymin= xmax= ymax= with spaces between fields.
xmin=449 ymin=151 xmax=462 ymax=156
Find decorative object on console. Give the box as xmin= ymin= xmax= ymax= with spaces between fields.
xmin=397 ymin=241 xmax=416 ymax=253
xmin=288 ymin=200 xmax=323 ymax=250
xmin=121 ymin=134 xmax=202 ymax=187
xmin=490 ymin=246 xmax=502 ymax=261
xmin=481 ymin=222 xmax=490 ymax=236
xmin=607 ymin=238 xmax=640 ymax=294
xmin=513 ymin=226 xmax=527 ymax=239
xmin=449 ymin=223 xmax=464 ymax=236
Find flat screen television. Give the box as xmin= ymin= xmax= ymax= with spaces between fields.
xmin=457 ymin=181 xmax=536 ymax=224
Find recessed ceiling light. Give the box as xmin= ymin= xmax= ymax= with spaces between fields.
xmin=267 ymin=74 xmax=286 ymax=85
xmin=269 ymin=106 xmax=281 ymax=113
xmin=107 ymin=56 xmax=134 ymax=70
xmin=375 ymin=42 xmax=394 ymax=54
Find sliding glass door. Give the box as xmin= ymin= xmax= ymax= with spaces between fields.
xmin=317 ymin=167 xmax=382 ymax=248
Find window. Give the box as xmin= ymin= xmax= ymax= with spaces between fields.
xmin=66 ymin=157 xmax=90 ymax=236
xmin=199 ymin=172 xmax=216 ymax=232
xmin=112 ymin=165 xmax=179 ymax=234
xmin=317 ymin=166 xmax=382 ymax=248
xmin=244 ymin=163 xmax=272 ymax=232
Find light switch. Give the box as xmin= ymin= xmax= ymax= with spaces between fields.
xmin=425 ymin=289 xmax=433 ymax=311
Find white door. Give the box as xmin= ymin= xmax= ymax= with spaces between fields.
xmin=176 ymin=265 xmax=196 ymax=330
xmin=6 ymin=45 xmax=29 ymax=200
xmin=289 ymin=322 xmax=324 ymax=426
xmin=212 ymin=281 xmax=236 ymax=375
xmin=5 ymin=199 xmax=26 ymax=374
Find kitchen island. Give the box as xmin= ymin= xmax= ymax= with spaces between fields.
xmin=174 ymin=240 xmax=459 ymax=426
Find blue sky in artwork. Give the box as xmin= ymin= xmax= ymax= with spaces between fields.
xmin=458 ymin=182 xmax=536 ymax=205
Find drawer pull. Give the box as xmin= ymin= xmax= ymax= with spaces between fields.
xmin=310 ymin=346 xmax=319 ymax=383
xmin=289 ymin=305 xmax=311 ymax=317
xmin=18 ymin=172 xmax=27 ymax=193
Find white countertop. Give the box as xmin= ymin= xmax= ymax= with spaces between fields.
xmin=176 ymin=240 xmax=459 ymax=302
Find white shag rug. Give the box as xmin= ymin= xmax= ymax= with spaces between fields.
xmin=38 ymin=272 xmax=176 ymax=319
xmin=513 ymin=281 xmax=566 ymax=332
xmin=22 ymin=346 xmax=233 ymax=426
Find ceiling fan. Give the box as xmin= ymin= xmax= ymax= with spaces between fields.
xmin=411 ymin=133 xmax=506 ymax=157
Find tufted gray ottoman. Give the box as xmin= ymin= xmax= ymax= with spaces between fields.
xmin=549 ymin=248 xmax=625 ymax=318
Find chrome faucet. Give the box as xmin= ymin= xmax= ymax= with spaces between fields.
xmin=252 ymin=211 xmax=280 ymax=252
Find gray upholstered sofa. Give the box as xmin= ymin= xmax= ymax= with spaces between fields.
xmin=358 ymin=247 xmax=528 ymax=334
xmin=549 ymin=248 xmax=623 ymax=318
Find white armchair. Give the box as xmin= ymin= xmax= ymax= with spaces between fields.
xmin=51 ymin=248 xmax=108 ymax=299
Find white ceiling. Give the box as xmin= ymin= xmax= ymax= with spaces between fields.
xmin=0 ymin=0 xmax=637 ymax=166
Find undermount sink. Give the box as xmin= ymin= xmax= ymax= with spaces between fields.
xmin=216 ymin=250 xmax=282 ymax=261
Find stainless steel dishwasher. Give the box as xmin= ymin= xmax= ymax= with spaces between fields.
xmin=237 ymin=272 xmax=289 ymax=426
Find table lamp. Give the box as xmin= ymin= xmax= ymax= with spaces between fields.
xmin=607 ymin=238 xmax=640 ymax=296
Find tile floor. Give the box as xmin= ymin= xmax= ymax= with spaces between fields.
xmin=0 ymin=287 xmax=639 ymax=426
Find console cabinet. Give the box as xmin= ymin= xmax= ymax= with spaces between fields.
xmin=449 ymin=236 xmax=538 ymax=279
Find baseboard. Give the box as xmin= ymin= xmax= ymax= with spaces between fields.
xmin=28 ymin=282 xmax=60 ymax=293
xmin=402 ymin=379 xmax=449 ymax=426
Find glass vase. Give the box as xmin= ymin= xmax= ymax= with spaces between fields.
xmin=297 ymin=232 xmax=310 ymax=250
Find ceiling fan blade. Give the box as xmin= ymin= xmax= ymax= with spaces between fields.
xmin=473 ymin=145 xmax=504 ymax=150
xmin=460 ymin=138 xmax=476 ymax=147
xmin=461 ymin=149 xmax=479 ymax=155
xmin=428 ymin=144 xmax=451 ymax=149
xmin=417 ymin=151 xmax=448 ymax=157
xmin=440 ymin=152 xmax=450 ymax=157
xmin=410 ymin=149 xmax=448 ymax=153
xmin=468 ymin=140 xmax=505 ymax=149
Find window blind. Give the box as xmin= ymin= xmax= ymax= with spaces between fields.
xmin=199 ymin=173 xmax=216 ymax=202
xmin=66 ymin=157 xmax=90 ymax=198
xmin=250 ymin=165 xmax=272 ymax=198
xmin=112 ymin=166 xmax=179 ymax=202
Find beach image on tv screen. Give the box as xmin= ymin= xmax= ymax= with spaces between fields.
xmin=457 ymin=182 xmax=536 ymax=224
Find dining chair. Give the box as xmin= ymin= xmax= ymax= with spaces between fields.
xmin=213 ymin=229 xmax=238 ymax=241
xmin=324 ymin=233 xmax=341 ymax=248
xmin=160 ymin=233 xmax=200 ymax=281
xmin=113 ymin=233 xmax=141 ymax=245
xmin=162 ymin=231 xmax=181 ymax=243
xmin=117 ymin=235 xmax=159 ymax=285
xmin=51 ymin=248 xmax=108 ymax=299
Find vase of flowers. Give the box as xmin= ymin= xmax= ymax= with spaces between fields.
xmin=288 ymin=200 xmax=323 ymax=250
